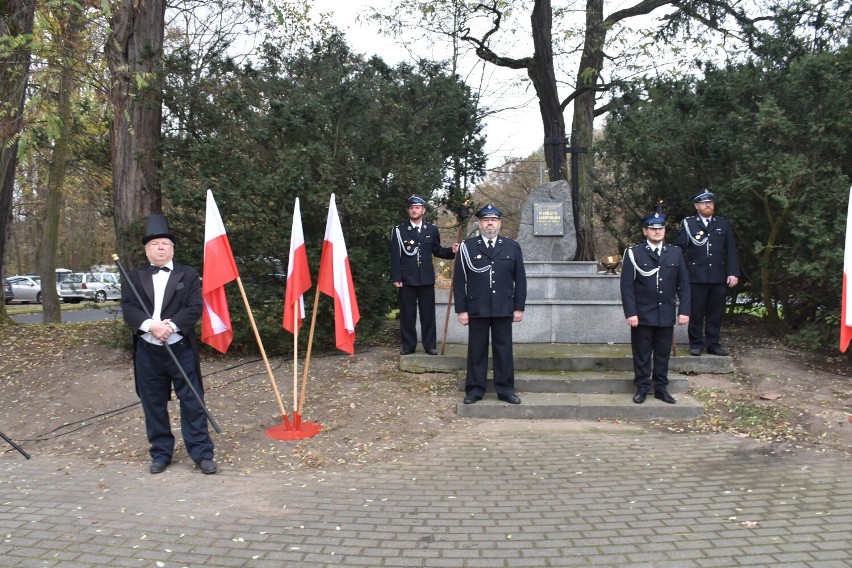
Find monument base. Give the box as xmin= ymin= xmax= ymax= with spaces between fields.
xmin=434 ymin=261 xmax=688 ymax=344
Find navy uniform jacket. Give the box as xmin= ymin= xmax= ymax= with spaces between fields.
xmin=121 ymin=263 xmax=204 ymax=392
xmin=453 ymin=235 xmax=527 ymax=318
xmin=620 ymin=244 xmax=691 ymax=327
xmin=674 ymin=215 xmax=740 ymax=284
xmin=390 ymin=221 xmax=455 ymax=286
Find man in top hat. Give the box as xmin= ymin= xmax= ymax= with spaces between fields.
xmin=390 ymin=195 xmax=459 ymax=355
xmin=453 ymin=204 xmax=527 ymax=405
xmin=674 ymin=190 xmax=740 ymax=356
xmin=120 ymin=214 xmax=217 ymax=475
xmin=620 ymin=208 xmax=690 ymax=404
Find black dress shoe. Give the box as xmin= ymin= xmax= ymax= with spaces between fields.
xmin=197 ymin=458 xmax=218 ymax=474
xmin=400 ymin=349 xmax=414 ymax=355
xmin=689 ymin=347 xmax=702 ymax=356
xmin=463 ymin=394 xmax=482 ymax=405
xmin=149 ymin=460 xmax=169 ymax=474
xmin=707 ymin=347 xmax=729 ymax=356
xmin=655 ymin=391 xmax=676 ymax=404
xmin=498 ymin=394 xmax=522 ymax=404
xmin=426 ymin=349 xmax=438 ymax=355
xmin=632 ymin=390 xmax=648 ymax=404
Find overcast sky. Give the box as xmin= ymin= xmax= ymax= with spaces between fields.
xmin=309 ymin=0 xmax=546 ymax=171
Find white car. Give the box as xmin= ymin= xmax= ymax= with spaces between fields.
xmin=6 ymin=275 xmax=43 ymax=303
xmin=60 ymin=272 xmax=121 ymax=303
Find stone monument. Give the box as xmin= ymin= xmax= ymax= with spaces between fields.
xmin=433 ymin=180 xmax=687 ymax=344
xmin=517 ymin=180 xmax=576 ymax=261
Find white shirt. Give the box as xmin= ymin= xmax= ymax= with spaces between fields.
xmin=140 ymin=261 xmax=183 ymax=345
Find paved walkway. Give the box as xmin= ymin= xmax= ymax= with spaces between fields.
xmin=1 ymin=421 xmax=850 ymax=567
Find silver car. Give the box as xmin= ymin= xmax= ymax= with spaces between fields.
xmin=6 ymin=275 xmax=43 ymax=303
xmin=60 ymin=272 xmax=121 ymax=303
xmin=4 ymin=279 xmax=14 ymax=304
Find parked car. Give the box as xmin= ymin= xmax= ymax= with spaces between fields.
xmin=6 ymin=275 xmax=43 ymax=304
xmin=4 ymin=280 xmax=12 ymax=304
xmin=59 ymin=272 xmax=121 ymax=303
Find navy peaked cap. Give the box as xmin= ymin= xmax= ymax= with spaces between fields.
xmin=407 ymin=195 xmax=427 ymax=206
xmin=642 ymin=212 xmax=667 ymax=228
xmin=475 ymin=204 xmax=502 ymax=218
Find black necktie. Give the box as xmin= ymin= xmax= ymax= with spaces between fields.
xmin=654 ymin=247 xmax=660 ymax=257
xmin=151 ymin=265 xmax=171 ymax=274
xmin=487 ymin=240 xmax=494 ymax=251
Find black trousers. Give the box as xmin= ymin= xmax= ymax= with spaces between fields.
xmin=466 ymin=316 xmax=515 ymax=398
xmin=134 ymin=340 xmax=214 ymax=463
xmin=630 ymin=324 xmax=674 ymax=392
xmin=398 ymin=284 xmax=437 ymax=352
xmin=689 ymin=282 xmax=727 ymax=350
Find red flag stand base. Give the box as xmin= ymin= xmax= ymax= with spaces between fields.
xmin=265 ymin=421 xmax=322 ymax=440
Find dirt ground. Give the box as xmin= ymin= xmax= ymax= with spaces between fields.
xmin=0 ymin=316 xmax=850 ymax=470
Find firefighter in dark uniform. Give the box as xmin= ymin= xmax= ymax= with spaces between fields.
xmin=621 ymin=209 xmax=691 ymax=404
xmin=453 ymin=204 xmax=527 ymax=405
xmin=390 ymin=195 xmax=458 ymax=355
xmin=674 ymin=190 xmax=740 ymax=356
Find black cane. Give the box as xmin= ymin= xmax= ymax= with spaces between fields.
xmin=112 ymin=254 xmax=222 ymax=434
xmin=0 ymin=429 xmax=31 ymax=459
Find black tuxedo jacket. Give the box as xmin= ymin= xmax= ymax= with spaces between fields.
xmin=121 ymin=262 xmax=203 ymax=390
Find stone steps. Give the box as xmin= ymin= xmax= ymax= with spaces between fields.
xmin=400 ymin=343 xmax=730 ymax=421
xmin=502 ymin=371 xmax=690 ymax=394
xmin=455 ymin=392 xmax=705 ymax=421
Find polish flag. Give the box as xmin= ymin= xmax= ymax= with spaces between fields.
xmin=841 ymin=187 xmax=852 ymax=352
xmin=283 ymin=198 xmax=312 ymax=334
xmin=202 ymin=190 xmax=239 ymax=354
xmin=317 ymin=193 xmax=360 ymax=354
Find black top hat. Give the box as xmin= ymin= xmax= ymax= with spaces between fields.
xmin=142 ymin=214 xmax=175 ymax=245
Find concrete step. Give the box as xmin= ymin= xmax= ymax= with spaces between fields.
xmin=480 ymin=370 xmax=690 ymax=394
xmin=401 ymin=343 xmax=733 ymax=374
xmin=455 ymin=392 xmax=704 ymax=421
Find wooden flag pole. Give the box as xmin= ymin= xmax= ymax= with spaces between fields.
xmin=234 ymin=276 xmax=291 ymax=429
xmin=293 ymin=304 xmax=299 ymax=413
xmin=295 ymin=286 xmax=323 ymax=429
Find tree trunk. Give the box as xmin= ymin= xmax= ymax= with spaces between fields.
xmin=105 ymin=0 xmax=166 ymax=268
xmin=529 ymin=0 xmax=566 ymax=183
xmin=570 ymin=0 xmax=606 ymax=261
xmin=40 ymin=8 xmax=84 ymax=323
xmin=0 ymin=0 xmax=36 ymax=321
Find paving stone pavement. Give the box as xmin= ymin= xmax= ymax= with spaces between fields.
xmin=1 ymin=421 xmax=851 ymax=568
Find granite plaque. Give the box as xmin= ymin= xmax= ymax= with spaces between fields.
xmin=517 ymin=180 xmax=576 ymax=261
xmin=533 ymin=203 xmax=564 ymax=236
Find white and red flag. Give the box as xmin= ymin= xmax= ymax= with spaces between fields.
xmin=317 ymin=193 xmax=360 ymax=354
xmin=201 ymin=190 xmax=239 ymax=354
xmin=283 ymin=197 xmax=312 ymax=334
xmin=841 ymin=186 xmax=852 ymax=352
